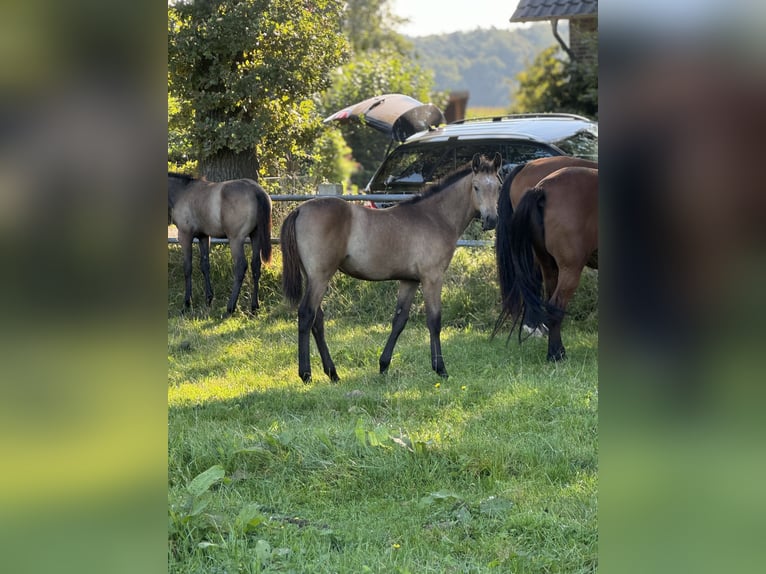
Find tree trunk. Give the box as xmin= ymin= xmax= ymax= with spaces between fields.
xmin=198 ymin=148 xmax=260 ymax=181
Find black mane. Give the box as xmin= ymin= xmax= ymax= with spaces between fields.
xmin=168 ymin=172 xmax=198 ymax=184
xmin=399 ymin=162 xmax=474 ymax=206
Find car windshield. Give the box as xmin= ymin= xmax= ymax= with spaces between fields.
xmin=371 ymin=141 xmax=558 ymax=191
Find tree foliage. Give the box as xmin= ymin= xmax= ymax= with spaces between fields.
xmin=318 ymin=50 xmax=437 ymax=188
xmin=306 ymin=127 xmax=358 ymax=190
xmin=510 ymin=35 xmax=598 ymax=119
xmin=316 ymin=1 xmax=435 ymax=188
xmin=342 ymin=0 xmax=410 ymax=55
xmin=168 ymin=0 xmax=348 ymax=179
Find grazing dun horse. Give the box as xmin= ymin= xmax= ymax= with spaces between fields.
xmin=168 ymin=173 xmax=272 ymax=314
xmin=281 ymin=153 xmax=503 ymax=382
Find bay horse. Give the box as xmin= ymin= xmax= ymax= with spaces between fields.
xmin=168 ymin=173 xmax=272 ymax=315
xmin=280 ymin=153 xmax=503 ymax=383
xmin=495 ymin=156 xmax=598 ymax=331
xmin=495 ymin=166 xmax=598 ymax=361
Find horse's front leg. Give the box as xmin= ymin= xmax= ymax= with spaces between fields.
xmin=379 ymin=280 xmax=418 ymax=374
xmin=198 ymin=235 xmax=213 ymax=306
xmin=422 ymin=278 xmax=448 ymax=378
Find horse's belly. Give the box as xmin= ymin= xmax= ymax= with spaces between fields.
xmin=339 ymin=257 xmax=418 ymax=282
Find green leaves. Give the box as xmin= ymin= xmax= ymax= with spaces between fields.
xmin=418 ymin=490 xmax=463 ymax=508
xmin=169 ymin=0 xmax=349 ymax=173
xmin=186 ymin=464 xmax=225 ymax=497
xmin=354 ymin=417 xmax=390 ymax=448
xmin=234 ymin=503 xmax=266 ymax=534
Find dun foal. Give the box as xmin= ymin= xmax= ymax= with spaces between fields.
xmin=281 ymin=153 xmax=502 ymax=382
xmin=168 ymin=173 xmax=272 ymax=314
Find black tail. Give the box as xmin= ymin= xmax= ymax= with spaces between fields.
xmin=255 ymin=187 xmax=273 ymax=263
xmin=492 ymin=164 xmax=524 ymax=338
xmin=280 ymin=208 xmax=303 ymax=306
xmin=508 ymin=187 xmax=564 ymax=341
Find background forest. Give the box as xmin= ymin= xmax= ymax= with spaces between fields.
xmin=409 ymin=24 xmax=558 ymax=108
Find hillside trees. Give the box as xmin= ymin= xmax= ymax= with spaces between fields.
xmin=168 ymin=0 xmax=348 ymax=180
xmin=409 ymin=25 xmax=554 ymax=108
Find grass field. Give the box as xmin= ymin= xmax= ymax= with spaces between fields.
xmin=168 ymin=244 xmax=598 ymax=573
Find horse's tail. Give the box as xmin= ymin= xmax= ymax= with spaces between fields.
xmin=280 ymin=208 xmax=303 ymax=307
xmin=255 ymin=188 xmax=273 ymax=264
xmin=508 ymin=187 xmax=562 ymax=339
xmin=492 ymin=164 xmax=524 ymax=338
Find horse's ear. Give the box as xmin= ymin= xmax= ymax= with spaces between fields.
xmin=492 ymin=152 xmax=502 ymax=171
xmin=472 ymin=153 xmax=482 ymax=173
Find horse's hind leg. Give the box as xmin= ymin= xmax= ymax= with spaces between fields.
xmin=198 ymin=235 xmax=214 ymax=306
xmin=226 ymin=238 xmax=248 ymax=315
xmin=249 ymin=235 xmax=262 ymax=314
xmin=297 ymin=277 xmax=335 ymax=383
xmin=311 ymin=306 xmax=338 ymax=382
xmin=178 ymin=231 xmax=194 ymax=312
xmin=379 ymin=280 xmax=418 ymax=374
xmin=545 ymin=266 xmax=582 ymax=362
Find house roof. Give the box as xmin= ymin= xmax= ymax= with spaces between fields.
xmin=510 ymin=0 xmax=597 ymax=22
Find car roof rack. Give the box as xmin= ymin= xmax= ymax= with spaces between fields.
xmin=448 ymin=113 xmax=594 ymax=126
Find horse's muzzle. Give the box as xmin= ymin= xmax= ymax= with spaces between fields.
xmin=482 ymin=215 xmax=498 ymax=231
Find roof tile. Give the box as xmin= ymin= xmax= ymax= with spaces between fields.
xmin=510 ymin=0 xmax=597 ymax=22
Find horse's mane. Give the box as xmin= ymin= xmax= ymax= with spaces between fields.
xmin=399 ymin=162 xmax=473 ymax=206
xmin=168 ymin=172 xmax=199 ymax=183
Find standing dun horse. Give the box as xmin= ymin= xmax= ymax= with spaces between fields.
xmin=281 ymin=153 xmax=503 ymax=383
xmin=168 ymin=173 xmax=273 ymax=315
xmin=495 ymin=166 xmax=598 ymax=361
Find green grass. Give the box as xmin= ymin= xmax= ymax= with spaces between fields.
xmin=168 ymin=245 xmax=598 ymax=573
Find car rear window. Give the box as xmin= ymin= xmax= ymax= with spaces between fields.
xmin=553 ymin=130 xmax=598 ymax=161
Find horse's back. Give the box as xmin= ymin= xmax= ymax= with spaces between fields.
xmin=511 ymin=156 xmax=598 ymax=208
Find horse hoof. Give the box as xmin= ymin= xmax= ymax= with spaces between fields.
xmin=329 ymin=370 xmax=340 ymax=383
xmin=547 ymin=350 xmax=566 ymax=362
xmin=437 ymin=369 xmax=449 ymax=379
xmin=300 ymin=372 xmax=312 ymax=384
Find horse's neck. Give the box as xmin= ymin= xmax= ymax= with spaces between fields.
xmin=422 ymin=175 xmax=475 ymax=236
